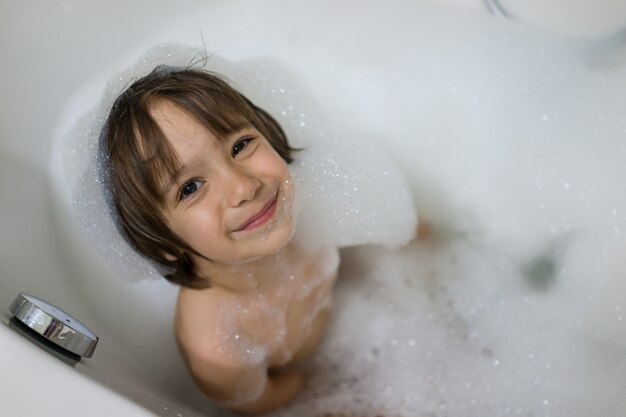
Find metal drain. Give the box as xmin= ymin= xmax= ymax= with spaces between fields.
xmin=9 ymin=292 xmax=99 ymax=362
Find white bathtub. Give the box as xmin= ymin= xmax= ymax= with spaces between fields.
xmin=2 ymin=1 xmax=626 ymax=416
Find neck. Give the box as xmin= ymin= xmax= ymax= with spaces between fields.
xmin=192 ymin=242 xmax=298 ymax=293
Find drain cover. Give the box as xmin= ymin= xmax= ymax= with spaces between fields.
xmin=9 ymin=292 xmax=98 ymax=358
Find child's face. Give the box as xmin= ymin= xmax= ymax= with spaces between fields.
xmin=151 ymin=100 xmax=295 ymax=267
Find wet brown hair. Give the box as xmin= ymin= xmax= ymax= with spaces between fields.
xmin=102 ymin=66 xmax=294 ymax=288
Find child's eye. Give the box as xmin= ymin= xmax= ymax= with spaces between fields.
xmin=179 ymin=180 xmax=203 ymax=201
xmin=231 ymin=137 xmax=254 ymax=157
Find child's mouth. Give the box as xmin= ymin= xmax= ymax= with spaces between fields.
xmin=234 ymin=193 xmax=278 ymax=232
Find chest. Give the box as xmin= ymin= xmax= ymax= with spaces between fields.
xmin=233 ymin=246 xmax=340 ymax=364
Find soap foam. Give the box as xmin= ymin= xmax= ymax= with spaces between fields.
xmin=56 ymin=43 xmax=416 ymax=283
xmin=55 ymin=41 xmax=416 ymax=414
xmin=267 ymin=12 xmax=626 ymax=417
xmin=53 ymin=7 xmax=626 ymax=416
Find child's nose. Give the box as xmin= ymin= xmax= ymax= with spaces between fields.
xmin=224 ymin=169 xmax=260 ymax=207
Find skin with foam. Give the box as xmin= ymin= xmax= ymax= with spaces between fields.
xmin=152 ymin=99 xmax=339 ymax=414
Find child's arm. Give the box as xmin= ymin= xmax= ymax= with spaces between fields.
xmin=178 ymin=329 xmax=303 ymax=415
xmin=416 ymin=221 xmax=432 ymax=239
xmin=232 ymin=369 xmax=304 ymax=415
xmin=187 ymin=352 xmax=303 ymax=415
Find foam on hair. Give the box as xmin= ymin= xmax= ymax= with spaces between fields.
xmin=55 ymin=43 xmax=417 ymax=284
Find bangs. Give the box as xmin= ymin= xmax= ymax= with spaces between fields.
xmin=130 ymin=104 xmax=182 ymax=203
xmin=149 ymin=67 xmax=261 ymax=139
xmin=168 ymin=89 xmax=254 ymax=138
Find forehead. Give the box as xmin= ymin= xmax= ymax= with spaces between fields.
xmin=147 ymin=97 xmax=253 ymax=144
xmin=149 ymin=100 xmax=216 ymax=151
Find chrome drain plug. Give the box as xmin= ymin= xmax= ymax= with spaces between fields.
xmin=9 ymin=292 xmax=99 ymax=365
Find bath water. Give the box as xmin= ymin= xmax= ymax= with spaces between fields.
xmin=55 ymin=4 xmax=626 ymax=416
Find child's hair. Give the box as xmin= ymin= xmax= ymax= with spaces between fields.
xmin=102 ymin=65 xmax=294 ymax=288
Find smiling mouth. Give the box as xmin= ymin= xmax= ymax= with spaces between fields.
xmin=234 ymin=192 xmax=279 ymax=232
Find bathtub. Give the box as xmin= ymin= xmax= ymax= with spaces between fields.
xmin=2 ymin=1 xmax=626 ymax=416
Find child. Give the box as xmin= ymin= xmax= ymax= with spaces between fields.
xmin=102 ymin=65 xmax=340 ymax=414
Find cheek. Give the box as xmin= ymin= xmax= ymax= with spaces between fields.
xmin=272 ymin=155 xmax=291 ymax=182
xmin=256 ymin=145 xmax=289 ymax=176
xmin=171 ymin=210 xmax=221 ymax=244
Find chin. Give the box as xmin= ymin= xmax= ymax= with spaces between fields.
xmin=253 ymin=216 xmax=295 ymax=258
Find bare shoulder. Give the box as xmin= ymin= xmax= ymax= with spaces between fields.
xmin=175 ymin=286 xmax=236 ymax=363
xmin=175 ymin=287 xmax=266 ymax=403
